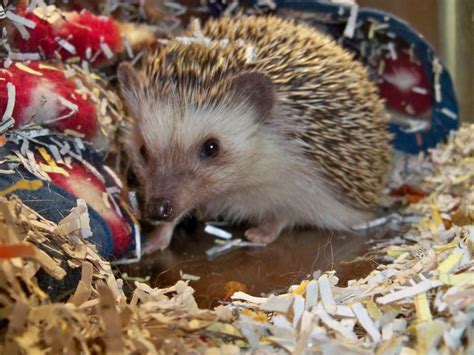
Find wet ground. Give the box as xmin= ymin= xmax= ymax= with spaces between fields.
xmin=118 ymin=220 xmax=395 ymax=308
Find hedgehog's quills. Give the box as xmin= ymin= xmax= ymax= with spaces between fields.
xmin=118 ymin=15 xmax=392 ymax=254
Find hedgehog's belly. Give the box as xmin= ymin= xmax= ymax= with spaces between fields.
xmin=201 ymin=168 xmax=373 ymax=231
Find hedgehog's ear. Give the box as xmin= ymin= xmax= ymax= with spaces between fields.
xmin=117 ymin=62 xmax=141 ymax=90
xmin=229 ymin=72 xmax=274 ymax=122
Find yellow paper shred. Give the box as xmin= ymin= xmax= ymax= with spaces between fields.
xmin=205 ymin=322 xmax=242 ymax=337
xmin=0 ymin=179 xmax=43 ymax=196
xmin=436 ymin=249 xmax=463 ymax=274
xmin=439 ymin=273 xmax=474 ymax=285
xmin=14 ymin=62 xmax=43 ymax=76
xmin=292 ymin=280 xmax=309 ymax=295
xmin=434 ymin=238 xmax=460 ymax=253
xmin=38 ymin=64 xmax=62 ymax=71
xmin=63 ymin=129 xmax=85 ymax=138
xmin=416 ymin=320 xmax=445 ymax=354
xmin=431 ymin=205 xmax=443 ymax=226
xmin=241 ymin=309 xmax=268 ymax=323
xmin=68 ymin=262 xmax=93 ymax=306
xmin=39 ymin=164 xmax=70 ymax=176
xmin=414 ymin=293 xmax=432 ymax=323
xmin=98 ymin=284 xmax=125 ymax=353
xmin=31 ymin=246 xmax=67 ymax=280
xmin=188 ymin=319 xmax=210 ymax=330
xmin=400 ymin=346 xmax=417 ymax=355
xmin=386 ymin=246 xmax=405 ymax=258
xmin=451 ymin=172 xmax=474 ymax=185
xmin=368 ymin=22 xmax=376 ymax=39
xmin=37 ymin=147 xmax=57 ymax=167
xmin=376 ymin=337 xmax=404 ymax=355
xmin=365 ymin=300 xmax=383 ymax=320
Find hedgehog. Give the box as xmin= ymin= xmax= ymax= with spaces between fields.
xmin=117 ymin=15 xmax=392 ymax=254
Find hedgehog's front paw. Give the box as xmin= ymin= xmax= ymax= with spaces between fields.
xmin=142 ymin=223 xmax=175 ymax=255
xmin=244 ymin=219 xmax=285 ymax=245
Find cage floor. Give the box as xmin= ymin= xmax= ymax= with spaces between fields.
xmin=119 ymin=222 xmax=394 ymax=308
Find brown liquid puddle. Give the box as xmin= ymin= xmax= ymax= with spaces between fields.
xmin=119 ymin=221 xmax=394 ymax=309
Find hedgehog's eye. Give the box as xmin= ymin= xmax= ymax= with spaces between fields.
xmin=139 ymin=144 xmax=149 ymax=161
xmin=200 ymin=138 xmax=220 ymax=159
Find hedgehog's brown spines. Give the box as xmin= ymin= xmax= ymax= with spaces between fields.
xmin=140 ymin=41 xmax=255 ymax=109
xmin=201 ymin=16 xmax=392 ymax=209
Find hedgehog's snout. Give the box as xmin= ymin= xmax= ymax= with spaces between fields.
xmin=145 ymin=198 xmax=174 ymax=222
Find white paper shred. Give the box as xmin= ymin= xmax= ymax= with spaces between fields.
xmin=57 ymin=199 xmax=92 ymax=238
xmin=335 ymin=305 xmax=354 ymax=318
xmin=68 ymin=150 xmax=105 ymax=184
xmin=260 ymin=295 xmax=293 ymax=313
xmin=204 ymin=224 xmax=232 ymax=240
xmin=64 ymin=68 xmax=76 ymax=78
xmin=272 ymin=315 xmax=293 ymax=329
xmin=343 ymin=4 xmax=359 ymax=38
xmin=180 ymin=271 xmax=201 ymax=281
xmin=314 ymin=303 xmax=357 ymax=341
xmin=400 ymin=119 xmax=430 ymax=134
xmin=206 ymin=239 xmax=241 ymax=257
xmin=412 ymin=86 xmax=429 ymax=95
xmin=0 ymin=117 xmax=15 ymax=134
xmin=108 ymin=194 xmax=123 ymax=217
xmin=376 ymin=280 xmax=443 ymax=305
xmin=351 ymin=302 xmax=381 ymax=343
xmin=6 ymin=10 xmax=37 ymax=29
xmin=100 ymin=38 xmax=114 ymax=60
xmin=8 ymin=52 xmax=41 ymax=61
xmin=318 ymin=275 xmax=337 ymax=314
xmin=56 ymin=37 xmax=77 ymax=54
xmin=388 ymin=42 xmax=398 ymax=60
xmin=20 ymin=137 xmax=29 ymax=156
xmin=131 ymin=51 xmax=144 ymax=66
xmin=206 ymin=238 xmax=265 ymax=257
xmin=3 ymin=58 xmax=12 ymax=68
xmin=433 ymin=58 xmax=443 ymax=103
xmin=2 ymin=82 xmax=16 ymax=121
xmin=299 ymin=311 xmax=314 ymax=334
xmin=76 ymin=199 xmax=93 ymax=238
xmin=305 ymin=280 xmax=318 ymax=310
xmin=103 ymin=165 xmax=124 ymax=189
xmin=122 ymin=36 xmax=134 ymax=59
xmin=127 ymin=191 xmax=139 ymax=214
xmin=48 ymin=144 xmax=64 ymax=165
xmin=58 ymin=96 xmax=79 ymax=112
xmin=292 ymin=295 xmax=305 ymax=328
xmin=81 ymin=60 xmax=90 ymax=74
xmin=440 ymin=107 xmax=457 ymax=120
xmin=352 ymin=214 xmax=392 ymax=230
xmin=231 ymin=291 xmax=267 ymax=304
xmin=256 ymin=0 xmax=277 ymax=10
xmin=74 ymin=137 xmax=85 ymax=151
xmin=245 ymin=46 xmax=256 ymax=64
xmin=11 ymin=20 xmax=30 ymax=39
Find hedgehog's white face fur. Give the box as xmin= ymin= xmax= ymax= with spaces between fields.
xmin=118 ymin=63 xmax=285 ymax=225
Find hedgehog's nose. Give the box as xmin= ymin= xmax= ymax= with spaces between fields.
xmin=146 ymin=198 xmax=174 ymax=222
